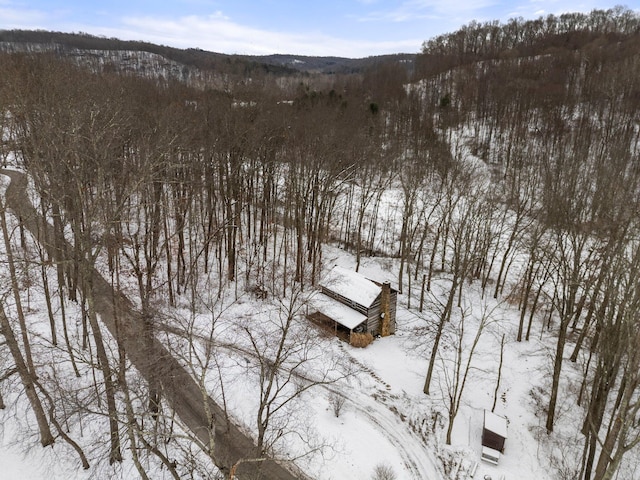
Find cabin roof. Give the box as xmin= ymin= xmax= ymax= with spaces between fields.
xmin=311 ymin=293 xmax=368 ymax=330
xmin=484 ymin=410 xmax=508 ymax=439
xmin=320 ymin=265 xmax=382 ymax=308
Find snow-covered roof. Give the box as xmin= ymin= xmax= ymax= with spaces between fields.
xmin=484 ymin=410 xmax=508 ymax=439
xmin=320 ymin=265 xmax=382 ymax=308
xmin=311 ymin=293 xmax=368 ymax=330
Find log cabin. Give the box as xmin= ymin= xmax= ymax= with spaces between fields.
xmin=308 ymin=266 xmax=397 ymax=344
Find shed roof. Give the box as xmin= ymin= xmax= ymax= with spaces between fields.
xmin=311 ymin=293 xmax=368 ymax=330
xmin=484 ymin=410 xmax=508 ymax=439
xmin=320 ymin=265 xmax=382 ymax=308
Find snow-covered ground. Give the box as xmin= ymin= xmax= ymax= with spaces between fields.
xmin=151 ymin=248 xmax=568 ymax=480
xmin=2 ymin=167 xmax=638 ymax=480
xmin=0 ymin=231 xmax=569 ymax=480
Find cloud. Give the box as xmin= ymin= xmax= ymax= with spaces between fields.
xmin=18 ymin=1 xmax=629 ymax=58
xmin=104 ymin=12 xmax=421 ymax=56
xmin=0 ymin=7 xmax=51 ymax=27
xmin=0 ymin=3 xmax=421 ymax=57
xmin=356 ymin=0 xmax=500 ymax=23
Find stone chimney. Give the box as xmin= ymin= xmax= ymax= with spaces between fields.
xmin=380 ymin=281 xmax=391 ymax=337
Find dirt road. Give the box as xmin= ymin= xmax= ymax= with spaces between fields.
xmin=2 ymin=169 xmax=304 ymax=480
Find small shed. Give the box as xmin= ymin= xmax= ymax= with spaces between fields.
xmin=481 ymin=410 xmax=507 ymax=465
xmin=308 ymin=266 xmax=397 ymax=342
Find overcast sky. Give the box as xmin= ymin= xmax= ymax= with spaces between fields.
xmin=1 ymin=1 xmax=639 ymax=57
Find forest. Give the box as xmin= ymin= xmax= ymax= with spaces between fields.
xmin=1 ymin=6 xmax=640 ymax=480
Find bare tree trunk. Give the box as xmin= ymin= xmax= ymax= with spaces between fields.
xmin=40 ymin=261 xmax=57 ymax=345
xmin=121 ymin=373 xmax=151 ymax=480
xmin=444 ymin=305 xmax=492 ymax=444
xmin=426 ymin=224 xmax=442 ymax=292
xmin=50 ymin=205 xmax=80 ymax=375
xmin=0 ymin=303 xmax=54 ymax=446
xmin=0 ymin=198 xmax=36 ymax=375
xmin=34 ymin=379 xmax=89 ymax=469
xmin=592 ymin=407 xmax=624 ymax=480
xmin=492 ymin=334 xmax=506 ymax=412
xmin=83 ymin=275 xmax=122 ymax=464
xmin=424 ymin=276 xmax=458 ymax=395
xmin=546 ymin=311 xmax=570 ymax=432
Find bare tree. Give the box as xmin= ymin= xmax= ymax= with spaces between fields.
xmin=242 ymin=269 xmax=349 ymax=458
xmin=424 ymin=164 xmax=491 ymax=395
xmin=0 ymin=301 xmax=54 ymax=446
xmin=371 ymin=463 xmax=397 ymax=480
xmin=438 ymin=302 xmax=496 ymax=444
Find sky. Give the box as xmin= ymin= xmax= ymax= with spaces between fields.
xmin=1 ymin=1 xmax=639 ymax=58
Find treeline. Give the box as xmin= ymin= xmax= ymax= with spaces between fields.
xmin=414 ymin=9 xmax=640 ymax=479
xmin=0 ymin=7 xmax=639 ymax=478
xmin=0 ymin=29 xmax=416 ymax=79
xmin=0 ymin=29 xmax=298 ymax=77
xmin=417 ymin=6 xmax=640 ymax=76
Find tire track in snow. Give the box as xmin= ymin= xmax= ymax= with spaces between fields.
xmin=339 ymin=390 xmax=440 ymax=479
xmin=162 ymin=323 xmax=442 ymax=479
xmin=332 ymin=345 xmax=442 ymax=480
